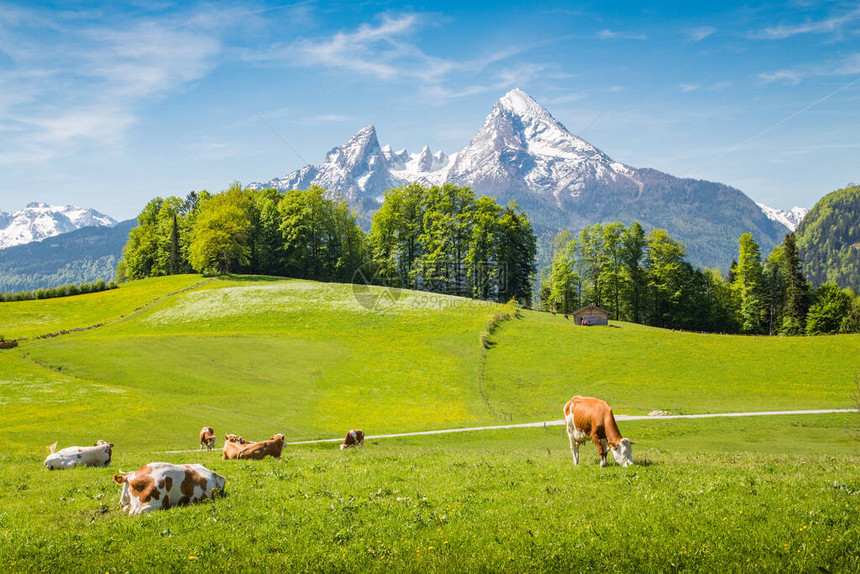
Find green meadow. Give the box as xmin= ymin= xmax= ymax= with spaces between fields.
xmin=1 ymin=275 xmax=858 ymax=571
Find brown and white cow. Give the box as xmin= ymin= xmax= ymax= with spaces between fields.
xmin=236 ymin=433 xmax=285 ymax=460
xmin=340 ymin=429 xmax=365 ymax=450
xmin=199 ymin=427 xmax=216 ymax=451
xmin=113 ymin=463 xmax=225 ymax=515
xmin=44 ymin=440 xmax=113 ymax=470
xmin=563 ymin=395 xmax=634 ymax=467
xmin=222 ymin=433 xmax=282 ymax=460
xmin=224 ymin=434 xmax=254 ymax=445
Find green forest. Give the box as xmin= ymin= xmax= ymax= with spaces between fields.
xmin=117 ymin=182 xmax=537 ymax=304
xmin=540 ymin=222 xmax=860 ymax=335
xmin=110 ymin=181 xmax=860 ymax=336
xmin=796 ymin=184 xmax=860 ymax=292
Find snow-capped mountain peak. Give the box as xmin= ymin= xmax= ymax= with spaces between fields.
xmin=246 ymin=88 xmax=791 ymax=268
xmin=756 ymin=203 xmax=808 ymax=232
xmin=446 ymin=88 xmax=637 ymax=204
xmin=0 ymin=203 xmax=117 ymax=249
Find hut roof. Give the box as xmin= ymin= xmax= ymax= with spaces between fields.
xmin=572 ymin=305 xmax=612 ymax=317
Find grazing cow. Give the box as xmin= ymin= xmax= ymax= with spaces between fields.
xmin=563 ymin=395 xmax=634 ymax=467
xmin=236 ymin=434 xmax=285 ymax=460
xmin=44 ymin=440 xmax=113 ymax=470
xmin=113 ymin=463 xmax=225 ymax=515
xmin=199 ymin=427 xmax=216 ymax=451
xmin=340 ymin=429 xmax=365 ymax=450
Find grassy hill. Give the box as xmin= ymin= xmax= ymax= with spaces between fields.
xmin=1 ymin=275 xmax=503 ymax=452
xmin=1 ymin=275 xmax=858 ymax=571
xmin=2 ymin=274 xmax=859 ymax=453
xmin=483 ymin=312 xmax=859 ymax=418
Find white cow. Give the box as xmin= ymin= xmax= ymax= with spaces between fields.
xmin=113 ymin=462 xmax=226 ymax=515
xmin=44 ymin=440 xmax=113 ymax=470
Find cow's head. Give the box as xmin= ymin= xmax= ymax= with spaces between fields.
xmin=113 ymin=472 xmax=132 ymax=510
xmin=225 ymin=434 xmax=239 ymax=443
xmin=609 ymin=438 xmax=634 ymax=467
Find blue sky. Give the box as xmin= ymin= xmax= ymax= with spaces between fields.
xmin=1 ymin=1 xmax=858 ymax=220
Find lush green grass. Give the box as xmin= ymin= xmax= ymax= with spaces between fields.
xmin=1 ymin=275 xmax=859 ymax=571
xmin=0 ymin=275 xmax=212 ymax=340
xmin=2 ymin=276 xmax=859 ymax=454
xmin=483 ymin=311 xmax=860 ymax=419
xmin=1 ymin=417 xmax=858 ymax=573
xmin=2 ymin=276 xmax=502 ymax=452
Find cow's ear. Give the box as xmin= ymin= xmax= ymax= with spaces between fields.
xmin=113 ymin=474 xmax=127 ymax=484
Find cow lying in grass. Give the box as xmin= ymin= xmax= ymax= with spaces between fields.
xmin=199 ymin=427 xmax=216 ymax=451
xmin=340 ymin=429 xmax=365 ymax=450
xmin=223 ymin=433 xmax=284 ymax=460
xmin=563 ymin=395 xmax=634 ymax=467
xmin=44 ymin=440 xmax=113 ymax=470
xmin=113 ymin=463 xmax=225 ymax=515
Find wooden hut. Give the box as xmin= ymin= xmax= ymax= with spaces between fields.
xmin=572 ymin=305 xmax=611 ymax=326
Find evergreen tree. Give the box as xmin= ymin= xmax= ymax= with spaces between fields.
xmin=806 ymin=282 xmax=851 ymax=335
xmin=601 ymin=222 xmax=625 ymax=320
xmin=645 ymin=229 xmax=685 ymax=328
xmin=497 ymin=203 xmax=537 ymax=304
xmin=781 ymin=232 xmax=811 ymax=334
xmin=621 ymin=222 xmax=648 ymax=323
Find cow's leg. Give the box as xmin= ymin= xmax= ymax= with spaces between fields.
xmin=592 ymin=434 xmax=607 ymax=467
xmin=359 ymin=440 xmax=364 ymax=450
xmin=566 ymin=423 xmax=580 ymax=465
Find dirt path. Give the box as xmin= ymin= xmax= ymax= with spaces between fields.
xmin=157 ymin=408 xmax=856 ymax=453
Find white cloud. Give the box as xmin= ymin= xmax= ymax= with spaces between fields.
xmin=680 ymin=84 xmax=701 ymax=93
xmin=252 ymin=13 xmax=449 ymax=81
xmin=0 ymin=4 xmax=228 ymax=165
xmin=685 ymin=26 xmax=716 ymax=42
xmin=753 ymin=6 xmax=860 ymax=40
xmin=759 ymin=52 xmax=860 ymax=85
xmin=246 ymin=12 xmax=551 ymax=106
xmin=836 ymin=53 xmax=860 ymax=75
xmin=596 ymin=29 xmax=648 ymax=41
xmin=759 ymin=70 xmax=805 ymax=85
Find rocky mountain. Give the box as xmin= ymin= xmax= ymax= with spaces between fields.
xmin=795 ymin=184 xmax=860 ymax=291
xmin=0 ymin=218 xmax=136 ymax=293
xmin=0 ymin=202 xmax=117 ymax=249
xmin=250 ymin=88 xmax=790 ymax=269
xmin=757 ymin=203 xmax=808 ymax=232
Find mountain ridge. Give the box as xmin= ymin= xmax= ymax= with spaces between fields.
xmin=255 ymin=88 xmax=790 ymax=269
xmin=0 ymin=202 xmax=117 ymax=249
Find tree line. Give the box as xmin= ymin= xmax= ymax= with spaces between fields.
xmin=117 ymin=182 xmax=537 ymax=304
xmin=0 ymin=279 xmax=117 ymax=303
xmin=540 ymin=222 xmax=860 ymax=335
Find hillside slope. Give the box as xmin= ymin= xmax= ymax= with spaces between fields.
xmin=0 ymin=276 xmax=499 ymax=452
xmin=2 ymin=275 xmax=859 ymax=455
xmin=795 ymin=185 xmax=860 ymax=291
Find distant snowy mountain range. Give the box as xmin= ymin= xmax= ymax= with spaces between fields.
xmin=250 ymin=88 xmax=802 ymax=268
xmin=756 ymin=204 xmax=808 ymax=232
xmin=0 ymin=202 xmax=116 ymax=249
xmin=3 ymin=90 xmax=812 ymax=271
